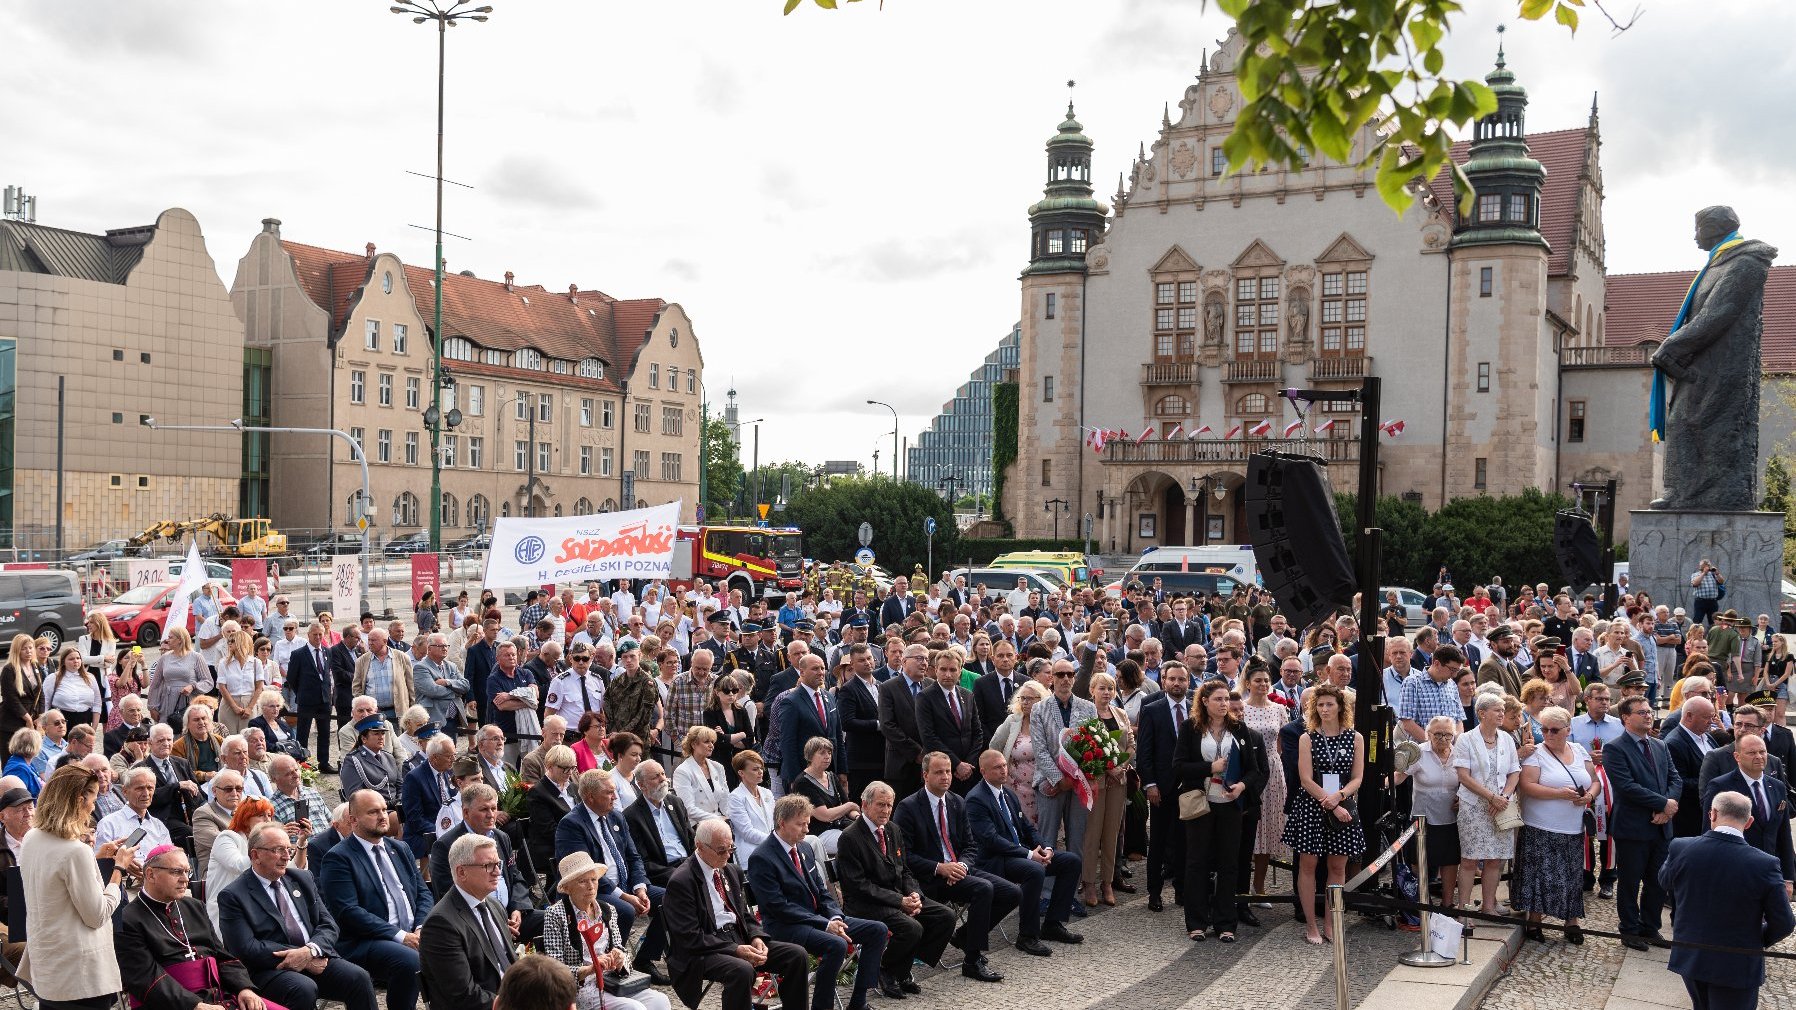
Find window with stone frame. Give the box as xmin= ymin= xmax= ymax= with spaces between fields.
xmin=1152 ymin=273 xmax=1198 ymax=362
xmin=1233 ymin=275 xmax=1279 ymax=360
xmin=1319 ymin=269 xmax=1369 ymax=356
xmin=1155 ymin=394 xmax=1189 ymax=417
xmin=1234 ymin=392 xmax=1272 ymax=416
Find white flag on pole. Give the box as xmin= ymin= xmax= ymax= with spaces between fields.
xmin=164 ymin=539 xmax=208 ymax=641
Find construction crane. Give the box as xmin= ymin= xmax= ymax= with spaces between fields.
xmin=126 ymin=514 xmax=288 ymax=557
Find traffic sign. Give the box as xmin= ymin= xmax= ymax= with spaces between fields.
xmin=854 ymin=547 xmax=875 ymax=566
xmin=857 ymin=522 xmax=873 ymax=547
xmin=923 ymin=516 xmax=937 ymax=536
xmin=757 ymin=503 xmax=770 ymax=520
xmin=357 ymin=517 xmax=369 ymax=531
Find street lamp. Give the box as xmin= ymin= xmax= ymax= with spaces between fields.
xmin=1044 ymin=497 xmax=1069 ymax=539
xmin=866 ymin=400 xmax=898 ymax=481
xmin=742 ymin=418 xmax=764 ymax=519
xmin=937 ymin=469 xmax=962 ymax=507
xmin=515 ymin=392 xmax=542 ymax=517
xmin=391 ymin=0 xmax=491 ymax=552
xmin=1188 ymin=473 xmax=1229 ymax=543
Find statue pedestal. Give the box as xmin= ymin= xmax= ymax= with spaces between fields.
xmin=1627 ymin=510 xmax=1785 ymax=624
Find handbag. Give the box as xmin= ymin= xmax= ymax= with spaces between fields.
xmin=1178 ymin=788 xmax=1211 ymax=820
xmin=1493 ymin=797 xmax=1525 ymax=832
xmin=576 ymin=900 xmax=653 ymax=997
xmin=1324 ymin=796 xmax=1358 ymax=831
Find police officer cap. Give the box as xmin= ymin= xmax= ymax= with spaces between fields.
xmin=740 ymin=620 xmax=763 ymax=634
xmin=794 ymin=619 xmax=816 ymax=632
xmin=847 ymin=615 xmax=869 ymax=628
xmin=355 ymin=715 xmax=390 ymax=735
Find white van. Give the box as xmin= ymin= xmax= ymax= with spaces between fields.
xmin=1131 ymin=545 xmax=1260 ymax=585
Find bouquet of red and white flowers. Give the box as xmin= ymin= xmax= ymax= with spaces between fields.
xmin=1055 ymin=717 xmax=1132 ymax=811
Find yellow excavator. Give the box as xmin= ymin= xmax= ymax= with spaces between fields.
xmin=127 ymin=514 xmax=288 ymax=557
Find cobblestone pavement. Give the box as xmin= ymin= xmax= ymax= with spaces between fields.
xmin=1477 ymin=885 xmax=1796 ymax=1010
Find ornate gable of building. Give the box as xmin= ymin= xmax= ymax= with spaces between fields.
xmin=1150 ymin=245 xmax=1201 ymax=274
xmin=1231 ymin=239 xmax=1285 ymax=270
xmin=1314 ymin=233 xmax=1375 ymax=265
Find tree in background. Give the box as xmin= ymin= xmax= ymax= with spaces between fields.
xmin=786 ymin=477 xmax=959 ymax=577
xmin=701 ymin=416 xmax=745 ymax=521
xmin=1762 ymin=455 xmax=1796 ymax=570
xmin=1334 ymin=488 xmax=1576 ymax=592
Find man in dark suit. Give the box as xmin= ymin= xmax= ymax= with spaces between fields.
xmin=1157 ymin=599 xmax=1205 ymax=656
xmin=836 ymin=643 xmax=887 ymax=801
xmin=464 ymin=618 xmax=499 ymax=727
xmin=552 ymin=769 xmax=668 ymax=981
xmin=775 ymin=654 xmax=840 ymax=784
xmin=1700 ymin=735 xmax=1795 ymax=890
xmin=290 ymin=623 xmax=338 ymax=771
xmin=836 ymin=782 xmax=968 ymax=991
xmin=427 ymin=784 xmax=542 ymax=944
xmin=118 ymin=846 xmax=260 ymax=1010
xmin=1135 ymin=662 xmax=1188 ymax=912
xmin=917 ymin=658 xmax=983 ymax=795
xmin=308 ymin=806 xmax=348 ymax=873
xmin=971 ymin=641 xmax=1029 ymax=750
xmin=622 ymin=760 xmax=697 ymax=888
xmin=1665 ymin=696 xmax=1724 ymax=838
xmin=879 ymin=577 xmax=915 ymax=632
xmin=893 ymin=753 xmax=1021 ymax=966
xmin=964 ymin=749 xmax=1084 ymax=953
xmin=745 ymin=794 xmax=887 ymax=1010
xmin=401 ymin=735 xmax=458 ymax=862
xmin=1660 ymin=790 xmax=1796 ymax=1010
xmin=138 ymin=722 xmax=201 ymax=845
xmin=218 ymin=822 xmax=378 ymax=1010
xmin=317 ymin=788 xmax=435 ymax=1010
xmin=663 ymin=820 xmax=810 ymax=1010
xmin=328 ymin=626 xmax=362 ymax=725
xmin=418 ymin=833 xmax=515 ymax=1010
xmin=1603 ymin=696 xmax=1681 ymax=951
xmin=877 ymin=645 xmax=931 ymax=800
xmin=1697 ymin=703 xmax=1787 ymax=797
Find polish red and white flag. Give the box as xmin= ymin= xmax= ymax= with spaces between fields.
xmin=1165 ymin=422 xmax=1184 ymax=440
xmin=1224 ymin=423 xmax=1243 ymax=440
xmin=1282 ymin=419 xmax=1305 ymax=437
xmin=1315 ymin=419 xmax=1336 ymax=434
xmin=1248 ymin=418 xmax=1273 ymax=437
xmin=1190 ymin=424 xmax=1213 ymax=439
xmin=1136 ymin=425 xmax=1154 ymax=444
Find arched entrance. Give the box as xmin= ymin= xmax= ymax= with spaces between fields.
xmin=1161 ymin=483 xmax=1188 ymax=545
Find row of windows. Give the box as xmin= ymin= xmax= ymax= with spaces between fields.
xmin=1475 ymin=192 xmax=1536 ymax=227
xmin=347 ymin=374 xmax=631 ymax=432
xmin=1145 ymin=270 xmax=1370 ymax=359
xmin=349 ymin=490 xmax=626 ymax=527
xmin=439 ymin=334 xmax=605 ymax=380
xmin=340 ymin=426 xmax=695 ymax=479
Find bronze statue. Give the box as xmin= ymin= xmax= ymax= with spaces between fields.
xmin=1650 ymin=206 xmax=1778 ymax=512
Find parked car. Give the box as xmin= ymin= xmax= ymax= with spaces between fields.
xmin=100 ymin=580 xmax=238 ymax=648
xmin=955 ymin=568 xmax=1068 ymax=601
xmin=1105 ymin=568 xmax=1247 ymax=600
xmin=383 ymin=532 xmax=432 ymax=557
xmin=69 ymin=539 xmax=137 ymax=563
xmin=296 ymin=533 xmax=369 ymax=562
xmin=158 ymin=556 xmax=234 ymax=581
xmin=445 ymin=533 xmax=492 ymax=557
xmin=1381 ymin=586 xmax=1429 ymax=630
xmin=0 ymin=570 xmax=84 ymax=650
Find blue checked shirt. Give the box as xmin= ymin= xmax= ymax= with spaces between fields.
xmin=1397 ymin=670 xmax=1463 ymax=727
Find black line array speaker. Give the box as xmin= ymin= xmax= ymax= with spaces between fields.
xmin=1553 ymin=510 xmax=1603 ymax=589
xmin=1244 ymin=451 xmax=1357 ymax=633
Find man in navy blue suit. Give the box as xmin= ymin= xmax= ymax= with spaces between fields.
xmin=1135 ymin=661 xmax=1189 ymax=912
xmin=552 ymin=768 xmax=669 ymax=982
xmin=893 ymin=752 xmax=1021 ymax=966
xmin=745 ymin=794 xmax=888 ymax=1010
xmin=219 ymin=822 xmax=378 ymax=1010
xmin=1603 ymin=696 xmax=1681 ymax=950
xmin=317 ymin=788 xmax=434 ymax=1010
xmin=1701 ymin=734 xmax=1795 ymax=891
xmin=776 ymin=654 xmax=841 ymax=785
xmin=1660 ymin=791 xmax=1795 ymax=1010
xmin=964 ymin=749 xmax=1084 ymax=952
xmin=289 ymin=624 xmax=338 ymax=772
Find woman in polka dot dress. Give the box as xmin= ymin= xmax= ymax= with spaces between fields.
xmin=1281 ymin=683 xmax=1366 ymax=945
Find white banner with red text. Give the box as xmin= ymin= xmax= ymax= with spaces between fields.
xmin=482 ymin=501 xmax=682 ymax=587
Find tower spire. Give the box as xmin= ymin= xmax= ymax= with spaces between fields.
xmin=1066 ymin=78 xmax=1076 ymax=119
xmin=1495 ymin=23 xmax=1506 ymax=68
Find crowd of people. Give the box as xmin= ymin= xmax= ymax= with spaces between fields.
xmin=0 ymin=564 xmax=1791 ymax=1010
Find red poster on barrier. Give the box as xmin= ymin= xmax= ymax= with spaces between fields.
xmin=411 ymin=553 xmax=441 ymax=608
xmin=230 ymin=559 xmax=267 ymax=600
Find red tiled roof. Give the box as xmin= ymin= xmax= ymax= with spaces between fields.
xmin=1605 ymin=263 xmax=1796 ymax=371
xmin=1427 ymin=127 xmax=1592 ymax=277
xmin=278 ymin=239 xmax=677 ymax=390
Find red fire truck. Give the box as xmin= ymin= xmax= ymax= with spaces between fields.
xmin=668 ymin=525 xmax=805 ymax=600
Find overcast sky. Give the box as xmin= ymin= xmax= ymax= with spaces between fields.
xmin=7 ymin=1 xmax=1793 ymax=472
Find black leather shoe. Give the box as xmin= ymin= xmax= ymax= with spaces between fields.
xmin=1147 ymin=894 xmax=1164 ymax=912
xmin=877 ymin=979 xmax=906 ymax=1000
xmin=1565 ymin=925 xmax=1585 ymax=945
xmin=961 ymin=960 xmax=1003 ymax=982
xmin=1015 ymin=937 xmax=1052 ymax=956
xmin=1523 ymin=927 xmax=1547 ymax=943
xmin=1641 ymin=929 xmax=1665 ymax=944
xmin=320 ymin=763 xmax=339 ymax=774
xmin=899 ymin=976 xmax=922 ymax=994
xmin=1041 ymin=922 xmax=1084 ymax=944
xmin=1599 ymin=883 xmax=1615 ymax=899
xmin=1621 ymin=936 xmax=1649 ymax=952
xmin=633 ymin=961 xmax=672 ymax=986
xmin=1238 ymin=907 xmax=1263 ymax=928
xmin=1120 ymin=865 xmax=1133 ymax=879
xmin=1112 ymin=879 xmax=1137 ymax=894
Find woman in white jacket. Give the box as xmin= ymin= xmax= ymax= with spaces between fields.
xmin=725 ymin=748 xmax=776 ymax=871
xmin=672 ymin=725 xmax=729 ymax=826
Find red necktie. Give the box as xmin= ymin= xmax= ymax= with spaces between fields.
xmin=948 ymin=690 xmax=962 ymax=727
xmin=813 ymin=689 xmax=826 ymax=726
xmin=712 ymin=869 xmax=734 ymax=913
xmin=936 ymin=799 xmax=956 ymax=862
xmin=790 ymin=846 xmax=816 ymax=908
xmin=876 ymin=825 xmax=887 ymax=855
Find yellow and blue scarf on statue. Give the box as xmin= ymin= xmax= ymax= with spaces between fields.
xmin=1650 ymin=232 xmax=1745 ymax=442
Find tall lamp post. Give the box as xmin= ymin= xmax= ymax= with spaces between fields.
xmin=743 ymin=418 xmax=764 ymax=518
xmin=866 ymin=400 xmax=898 ymax=480
xmin=937 ymin=469 xmax=962 ymax=507
xmin=1044 ymin=497 xmax=1069 ymax=539
xmin=391 ymin=0 xmax=490 ymax=552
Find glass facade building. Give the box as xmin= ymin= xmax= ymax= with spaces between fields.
xmin=907 ymin=323 xmax=1019 ymax=503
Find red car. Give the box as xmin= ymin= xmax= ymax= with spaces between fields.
xmin=100 ymin=581 xmax=237 ymax=647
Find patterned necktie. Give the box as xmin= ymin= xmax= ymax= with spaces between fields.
xmin=373 ymin=842 xmax=414 ymax=931
xmin=1754 ymin=780 xmax=1772 ymax=825
xmin=789 ymin=846 xmax=816 ymax=909
xmin=476 ymin=900 xmax=514 ymax=967
xmin=936 ymin=799 xmax=956 ymax=862
xmin=813 ymin=689 xmax=826 ymax=726
xmin=712 ymin=868 xmax=734 ymax=913
xmin=948 ymin=690 xmax=962 ymax=727
xmin=876 ymin=825 xmax=887 ymax=855
xmin=271 ymin=877 xmax=305 ymax=946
